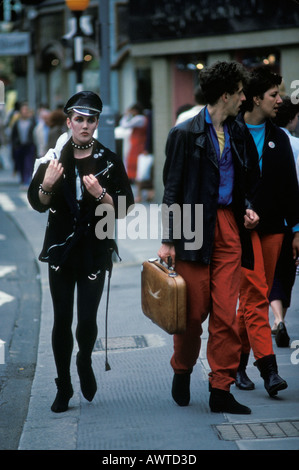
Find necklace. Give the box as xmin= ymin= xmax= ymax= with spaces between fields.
xmin=71 ymin=138 xmax=94 ymax=150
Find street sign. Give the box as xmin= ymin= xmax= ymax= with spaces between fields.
xmin=0 ymin=32 xmax=31 ymax=55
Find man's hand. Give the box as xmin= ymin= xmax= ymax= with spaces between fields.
xmin=244 ymin=209 xmax=259 ymax=229
xmin=157 ymin=243 xmax=176 ymax=268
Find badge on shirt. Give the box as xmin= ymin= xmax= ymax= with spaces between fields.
xmin=268 ymin=141 xmax=275 ymax=149
xmin=94 ymin=149 xmax=104 ymax=159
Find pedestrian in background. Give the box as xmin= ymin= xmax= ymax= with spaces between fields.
xmin=47 ymin=108 xmax=68 ymax=149
xmin=119 ymin=103 xmax=148 ymax=183
xmin=28 ymin=91 xmax=134 ymax=413
xmin=11 ymin=101 xmax=36 ymax=186
xmin=158 ymin=61 xmax=259 ymax=415
xmin=33 ymin=104 xmax=50 ymax=158
xmin=4 ymin=101 xmax=20 ymax=141
xmin=175 ymin=85 xmax=207 ymax=125
xmin=269 ymin=96 xmax=299 ymax=346
xmin=135 ymin=109 xmax=154 ymax=202
xmin=235 ymin=67 xmax=299 ymax=396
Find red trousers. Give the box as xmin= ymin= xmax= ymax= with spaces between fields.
xmin=171 ymin=208 xmax=242 ymax=391
xmin=236 ymin=231 xmax=284 ymax=359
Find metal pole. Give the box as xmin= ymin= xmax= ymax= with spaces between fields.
xmin=74 ymin=11 xmax=84 ymax=93
xmin=3 ymin=0 xmax=11 ymax=22
xmin=98 ymin=0 xmax=118 ymax=259
xmin=98 ymin=0 xmax=116 ymax=152
xmin=99 ymin=0 xmax=110 ymax=105
xmin=27 ymin=54 xmax=36 ymax=110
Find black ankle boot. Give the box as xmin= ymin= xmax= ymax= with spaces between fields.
xmin=171 ymin=372 xmax=191 ymax=406
xmin=275 ymin=322 xmax=290 ymax=347
xmin=209 ymin=388 xmax=251 ymax=414
xmin=76 ymin=352 xmax=97 ymax=402
xmin=254 ymin=354 xmax=288 ymax=397
xmin=51 ymin=378 xmax=73 ymax=413
xmin=235 ymin=353 xmax=255 ymax=390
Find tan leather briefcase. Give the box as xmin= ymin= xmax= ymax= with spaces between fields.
xmin=141 ymin=258 xmax=186 ymax=334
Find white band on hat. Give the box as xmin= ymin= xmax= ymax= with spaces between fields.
xmin=68 ymin=105 xmax=101 ymax=115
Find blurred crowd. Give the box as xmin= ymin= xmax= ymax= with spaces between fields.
xmin=0 ymin=101 xmax=67 ymax=188
xmin=0 ymin=100 xmax=155 ymax=201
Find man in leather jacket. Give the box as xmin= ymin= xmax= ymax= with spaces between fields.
xmin=158 ymin=61 xmax=259 ymax=414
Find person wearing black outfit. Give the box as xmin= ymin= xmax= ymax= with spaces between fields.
xmin=235 ymin=67 xmax=299 ymax=396
xmin=269 ymin=96 xmax=299 ymax=346
xmin=28 ymin=91 xmax=134 ymax=412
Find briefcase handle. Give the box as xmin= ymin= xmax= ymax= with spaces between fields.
xmin=148 ymin=257 xmax=179 ymax=277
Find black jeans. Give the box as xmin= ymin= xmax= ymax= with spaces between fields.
xmin=48 ymin=262 xmax=106 ymax=380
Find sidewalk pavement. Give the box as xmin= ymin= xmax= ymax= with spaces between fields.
xmin=2 ymin=172 xmax=299 ymax=452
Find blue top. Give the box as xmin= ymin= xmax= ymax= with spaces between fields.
xmin=205 ymin=108 xmax=234 ymax=206
xmin=246 ymin=122 xmax=266 ymax=171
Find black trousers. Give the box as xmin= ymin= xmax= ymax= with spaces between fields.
xmin=48 ymin=262 xmax=106 ymax=380
xmin=268 ymin=229 xmax=297 ymax=308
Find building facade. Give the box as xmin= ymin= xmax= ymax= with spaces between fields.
xmin=1 ymin=1 xmax=299 ymax=201
xmin=127 ymin=0 xmax=299 ymax=201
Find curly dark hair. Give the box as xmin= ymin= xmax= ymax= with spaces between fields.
xmin=198 ymin=61 xmax=249 ymax=105
xmin=273 ymin=96 xmax=299 ymax=128
xmin=242 ymin=65 xmax=282 ymax=112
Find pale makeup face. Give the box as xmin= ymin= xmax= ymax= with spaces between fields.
xmin=67 ymin=112 xmax=99 ymax=145
xmin=255 ymin=86 xmax=283 ymax=119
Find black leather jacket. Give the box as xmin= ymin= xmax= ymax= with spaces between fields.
xmin=161 ymin=108 xmax=256 ymax=269
xmin=234 ymin=113 xmax=299 ymax=234
xmin=28 ymin=138 xmax=134 ymax=275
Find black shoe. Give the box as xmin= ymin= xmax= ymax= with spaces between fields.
xmin=254 ymin=354 xmax=288 ymax=397
xmin=275 ymin=322 xmax=290 ymax=347
xmin=235 ymin=370 xmax=255 ymax=390
xmin=171 ymin=372 xmax=191 ymax=406
xmin=209 ymin=388 xmax=251 ymax=414
xmin=235 ymin=353 xmax=255 ymax=390
xmin=271 ymin=326 xmax=277 ymax=336
xmin=51 ymin=378 xmax=73 ymax=413
xmin=76 ymin=352 xmax=97 ymax=402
